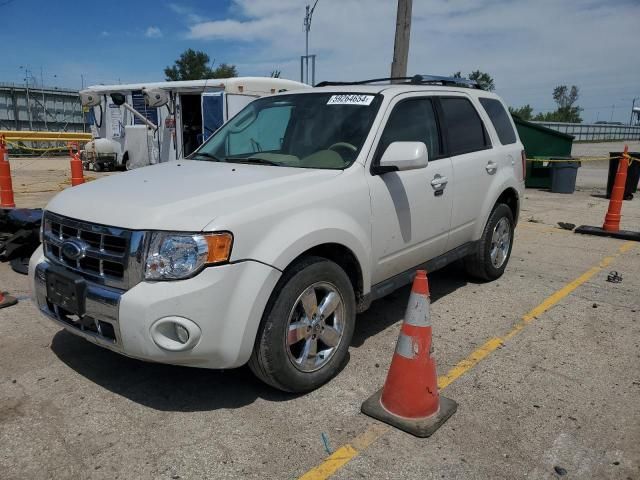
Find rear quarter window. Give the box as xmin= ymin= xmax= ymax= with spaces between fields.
xmin=439 ymin=97 xmax=490 ymax=156
xmin=479 ymin=98 xmax=517 ymax=145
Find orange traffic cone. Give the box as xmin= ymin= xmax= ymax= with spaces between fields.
xmin=361 ymin=270 xmax=457 ymax=437
xmin=603 ymin=145 xmax=629 ymax=232
xmin=0 ymin=291 xmax=18 ymax=309
xmin=0 ymin=135 xmax=16 ymax=208
xmin=70 ymin=151 xmax=85 ymax=187
xmin=575 ymin=146 xmax=640 ymax=241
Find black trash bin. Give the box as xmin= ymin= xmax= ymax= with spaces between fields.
xmin=550 ymin=159 xmax=581 ymax=194
xmin=607 ymin=152 xmax=640 ymax=200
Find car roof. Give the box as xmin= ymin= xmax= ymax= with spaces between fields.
xmin=275 ymin=84 xmax=504 ymax=101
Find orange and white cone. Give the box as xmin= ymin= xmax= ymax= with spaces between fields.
xmin=361 ymin=270 xmax=457 ymax=437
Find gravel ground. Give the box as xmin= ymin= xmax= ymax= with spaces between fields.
xmin=1 ymin=142 xmax=638 ymax=479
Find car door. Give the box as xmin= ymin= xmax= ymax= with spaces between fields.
xmin=366 ymin=95 xmax=453 ymax=285
xmin=436 ymin=95 xmax=496 ymax=248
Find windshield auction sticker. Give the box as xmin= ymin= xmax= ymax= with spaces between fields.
xmin=327 ymin=94 xmax=375 ymax=106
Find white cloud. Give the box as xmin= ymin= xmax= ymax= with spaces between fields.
xmin=145 ymin=26 xmax=163 ymax=38
xmin=168 ymin=3 xmax=205 ymax=23
xmin=181 ymin=0 xmax=640 ymax=122
xmin=100 ymin=31 xmax=110 ymax=37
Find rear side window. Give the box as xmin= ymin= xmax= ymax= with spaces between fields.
xmin=479 ymin=98 xmax=517 ymax=145
xmin=376 ymin=98 xmax=442 ymax=161
xmin=439 ymin=97 xmax=489 ymax=156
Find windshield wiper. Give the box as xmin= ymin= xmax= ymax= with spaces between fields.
xmin=190 ymin=151 xmax=222 ymax=162
xmin=224 ymin=156 xmax=280 ymax=166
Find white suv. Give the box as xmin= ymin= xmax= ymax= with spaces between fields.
xmin=30 ymin=75 xmax=525 ymax=392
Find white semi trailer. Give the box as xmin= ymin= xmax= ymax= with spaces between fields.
xmin=79 ymin=77 xmax=309 ymax=170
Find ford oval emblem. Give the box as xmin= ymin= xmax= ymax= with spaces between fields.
xmin=61 ymin=239 xmax=88 ymax=261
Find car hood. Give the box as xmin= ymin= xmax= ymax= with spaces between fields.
xmin=46 ymin=160 xmax=342 ymax=231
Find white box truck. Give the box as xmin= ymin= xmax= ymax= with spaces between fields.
xmin=79 ymin=77 xmax=309 ymax=170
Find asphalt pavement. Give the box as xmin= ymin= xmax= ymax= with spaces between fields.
xmin=1 ymin=143 xmax=639 ymax=479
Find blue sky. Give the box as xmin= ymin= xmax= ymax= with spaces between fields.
xmin=1 ymin=0 xmax=638 ymax=123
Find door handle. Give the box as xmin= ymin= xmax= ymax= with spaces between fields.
xmin=485 ymin=161 xmax=498 ymax=175
xmin=431 ymin=174 xmax=448 ymax=191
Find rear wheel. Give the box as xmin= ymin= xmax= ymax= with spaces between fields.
xmin=465 ymin=203 xmax=514 ymax=281
xmin=249 ymin=256 xmax=356 ymax=392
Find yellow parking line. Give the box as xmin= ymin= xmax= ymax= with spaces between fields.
xmin=437 ymin=337 xmax=504 ymax=389
xmin=297 ymin=240 xmax=635 ymax=480
xmin=298 ymin=445 xmax=358 ymax=480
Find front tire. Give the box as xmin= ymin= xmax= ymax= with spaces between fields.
xmin=465 ymin=203 xmax=514 ymax=281
xmin=249 ymin=256 xmax=356 ymax=392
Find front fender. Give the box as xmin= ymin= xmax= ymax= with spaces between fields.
xmin=244 ymin=208 xmax=372 ymax=294
xmin=222 ymin=203 xmax=372 ymax=295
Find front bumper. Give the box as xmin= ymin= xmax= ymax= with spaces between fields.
xmin=30 ymin=245 xmax=281 ymax=368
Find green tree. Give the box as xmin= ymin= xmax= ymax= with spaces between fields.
xmin=468 ymin=70 xmax=495 ymax=91
xmin=213 ymin=63 xmax=238 ymax=78
xmin=452 ymin=70 xmax=495 ymax=91
xmin=164 ymin=49 xmax=238 ymax=81
xmin=553 ymin=85 xmax=579 ymax=109
xmin=533 ymin=85 xmax=583 ymax=123
xmin=509 ymin=104 xmax=534 ymax=121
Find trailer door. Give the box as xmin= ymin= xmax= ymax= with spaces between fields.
xmin=201 ymin=92 xmax=224 ymax=142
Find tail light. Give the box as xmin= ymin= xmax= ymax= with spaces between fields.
xmin=521 ymin=150 xmax=527 ymax=181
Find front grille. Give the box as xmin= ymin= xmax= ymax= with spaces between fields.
xmin=43 ymin=212 xmax=146 ymax=290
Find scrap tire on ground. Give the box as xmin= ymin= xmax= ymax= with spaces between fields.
xmin=249 ymin=256 xmax=356 ymax=393
xmin=464 ymin=203 xmax=514 ymax=281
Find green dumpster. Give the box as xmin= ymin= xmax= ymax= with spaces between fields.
xmin=512 ymin=116 xmax=575 ymax=188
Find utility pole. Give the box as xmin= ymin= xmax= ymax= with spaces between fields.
xmin=40 ymin=66 xmax=47 ymax=129
xmin=301 ymin=0 xmax=319 ymax=85
xmin=20 ymin=66 xmax=33 ymax=130
xmin=390 ymin=0 xmax=412 ymax=81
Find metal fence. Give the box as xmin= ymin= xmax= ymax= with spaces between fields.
xmin=532 ymin=121 xmax=640 ymax=142
xmin=0 ymin=83 xmax=86 ymax=133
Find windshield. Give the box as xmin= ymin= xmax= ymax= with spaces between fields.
xmin=191 ymin=92 xmax=383 ymax=169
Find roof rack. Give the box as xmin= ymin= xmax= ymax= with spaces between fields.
xmin=315 ymin=74 xmax=482 ymax=90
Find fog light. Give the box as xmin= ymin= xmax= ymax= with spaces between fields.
xmin=175 ymin=324 xmax=189 ymax=344
xmin=150 ymin=316 xmax=201 ymax=352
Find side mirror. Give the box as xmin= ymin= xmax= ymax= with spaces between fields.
xmin=374 ymin=141 xmax=428 ymax=174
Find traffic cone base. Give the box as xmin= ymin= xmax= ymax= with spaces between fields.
xmin=574 ymin=225 xmax=640 ymax=242
xmin=361 ymin=388 xmax=457 ymax=438
xmin=0 ymin=292 xmax=18 ymax=309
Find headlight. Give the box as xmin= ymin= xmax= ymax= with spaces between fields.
xmin=144 ymin=232 xmax=233 ymax=280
